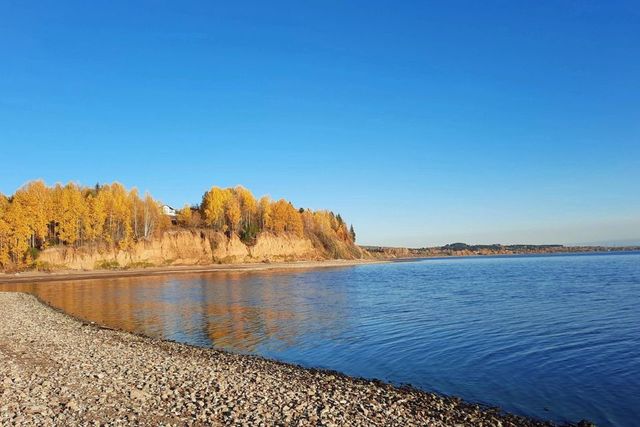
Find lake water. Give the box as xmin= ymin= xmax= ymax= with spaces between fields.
xmin=3 ymin=252 xmax=639 ymax=426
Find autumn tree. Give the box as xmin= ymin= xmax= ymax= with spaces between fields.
xmin=13 ymin=181 xmax=51 ymax=249
xmin=286 ymin=204 xmax=303 ymax=237
xmin=270 ymin=199 xmax=289 ymax=233
xmin=269 ymin=199 xmax=303 ymax=236
xmin=224 ymin=194 xmax=241 ymax=235
xmin=3 ymin=194 xmax=31 ymax=266
xmin=234 ymin=186 xmax=257 ymax=231
xmin=96 ymin=183 xmax=133 ymax=248
xmin=56 ymin=183 xmax=87 ymax=246
xmin=257 ymin=196 xmax=272 ymax=230
xmin=177 ymin=204 xmax=193 ymax=227
xmin=0 ymin=194 xmax=10 ymax=267
xmin=201 ymin=187 xmax=228 ymax=231
xmin=129 ymin=188 xmax=144 ymax=239
xmin=85 ymin=192 xmax=106 ymax=244
xmin=0 ymin=180 xmax=360 ymax=271
xmin=142 ymin=193 xmax=161 ymax=240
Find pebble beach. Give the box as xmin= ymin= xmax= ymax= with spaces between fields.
xmin=0 ymin=292 xmax=575 ymax=426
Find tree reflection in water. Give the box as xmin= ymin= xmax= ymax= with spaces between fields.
xmin=0 ymin=269 xmax=351 ymax=354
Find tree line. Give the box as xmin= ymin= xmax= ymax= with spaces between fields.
xmin=0 ymin=181 xmax=356 ymax=269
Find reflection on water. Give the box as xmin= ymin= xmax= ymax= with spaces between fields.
xmin=2 ymin=253 xmax=640 ymax=427
xmin=1 ymin=270 xmax=350 ymax=354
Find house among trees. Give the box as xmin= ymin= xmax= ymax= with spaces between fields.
xmin=162 ymin=205 xmax=178 ymax=224
xmin=162 ymin=205 xmax=177 ymax=217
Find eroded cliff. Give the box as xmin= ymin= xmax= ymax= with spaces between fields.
xmin=36 ymin=230 xmax=348 ymax=270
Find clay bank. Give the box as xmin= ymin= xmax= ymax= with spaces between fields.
xmin=35 ymin=229 xmax=363 ymax=271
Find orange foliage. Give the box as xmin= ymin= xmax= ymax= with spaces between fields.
xmin=0 ymin=180 xmax=357 ymax=270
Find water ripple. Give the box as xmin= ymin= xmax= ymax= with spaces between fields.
xmin=2 ymin=251 xmax=639 ymax=426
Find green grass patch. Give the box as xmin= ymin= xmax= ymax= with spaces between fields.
xmin=94 ymin=259 xmax=121 ymax=270
xmin=34 ymin=261 xmax=67 ymax=272
xmin=125 ymin=261 xmax=155 ymax=270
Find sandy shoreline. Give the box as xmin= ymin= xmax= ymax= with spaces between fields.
xmin=0 ymin=258 xmax=387 ymax=284
xmin=2 ymin=250 xmax=631 ymax=285
xmin=0 ymin=292 xmax=575 ymax=426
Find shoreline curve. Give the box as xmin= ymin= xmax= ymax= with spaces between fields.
xmin=0 ymin=291 xmax=587 ymax=426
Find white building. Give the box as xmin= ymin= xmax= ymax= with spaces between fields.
xmin=162 ymin=205 xmax=177 ymax=217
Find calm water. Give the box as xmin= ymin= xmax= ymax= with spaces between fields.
xmin=3 ymin=252 xmax=640 ymax=426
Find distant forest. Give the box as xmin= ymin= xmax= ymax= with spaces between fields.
xmin=0 ymin=181 xmax=356 ymax=269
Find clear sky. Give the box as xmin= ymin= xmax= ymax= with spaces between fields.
xmin=1 ymin=1 xmax=639 ymax=247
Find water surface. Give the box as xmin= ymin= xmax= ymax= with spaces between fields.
xmin=3 ymin=252 xmax=639 ymax=426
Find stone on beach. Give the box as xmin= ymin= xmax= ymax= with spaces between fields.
xmin=0 ymin=292 xmax=559 ymax=426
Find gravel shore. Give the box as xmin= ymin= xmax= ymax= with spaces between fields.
xmin=0 ymin=292 xmax=569 ymax=426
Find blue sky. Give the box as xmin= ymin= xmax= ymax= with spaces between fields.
xmin=1 ymin=1 xmax=638 ymax=246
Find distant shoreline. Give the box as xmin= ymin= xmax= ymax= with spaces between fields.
xmin=391 ymin=248 xmax=640 ymax=261
xmin=2 ymin=247 xmax=638 ymax=285
xmin=365 ymin=243 xmax=640 ymax=260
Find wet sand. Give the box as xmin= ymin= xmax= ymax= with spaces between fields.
xmin=0 ymin=259 xmax=385 ymax=285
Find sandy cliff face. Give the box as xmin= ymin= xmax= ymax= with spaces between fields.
xmin=37 ymin=230 xmax=325 ymax=270
xmin=250 ymin=233 xmax=317 ymax=260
